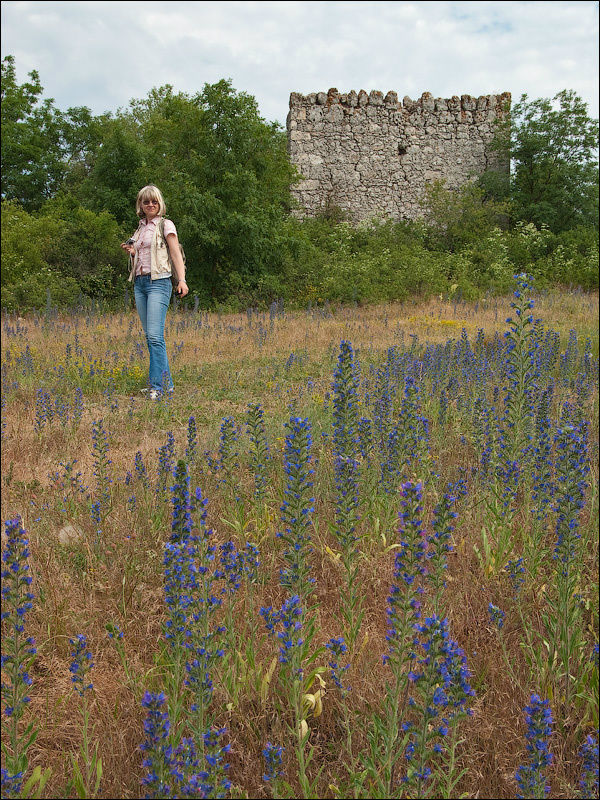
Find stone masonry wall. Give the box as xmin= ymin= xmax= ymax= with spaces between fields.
xmin=287 ymin=88 xmax=511 ymax=223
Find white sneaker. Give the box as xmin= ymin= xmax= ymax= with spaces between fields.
xmin=148 ymin=389 xmax=162 ymax=400
xmin=140 ymin=388 xmax=149 ymax=395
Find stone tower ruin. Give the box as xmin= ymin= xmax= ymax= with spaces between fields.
xmin=287 ymin=88 xmax=511 ymax=223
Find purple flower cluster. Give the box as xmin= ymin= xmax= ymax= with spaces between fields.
xmin=332 ymin=341 xmax=361 ymax=551
xmin=384 ymin=482 xmax=426 ymax=672
xmin=262 ymin=741 xmax=284 ymax=783
xmin=0 ymin=769 xmax=24 ymax=798
xmin=553 ymin=422 xmax=589 ymax=573
xmin=326 ymin=636 xmax=351 ymax=693
xmin=260 ymin=594 xmax=304 ymax=668
xmin=140 ymin=691 xmax=172 ymax=798
xmin=216 ymin=540 xmax=260 ymax=594
xmin=277 ymin=417 xmax=315 ymax=599
xmin=200 ymin=727 xmax=231 ymax=798
xmin=506 ymin=557 xmax=526 ymax=594
xmin=170 ymin=460 xmax=195 ymax=542
xmin=91 ymin=418 xmax=112 ymax=512
xmin=246 ymin=403 xmax=271 ymax=501
xmin=392 ymin=481 xmax=427 ymax=590
xmin=1 ymin=517 xmax=37 ymax=721
xmin=488 ymin=603 xmax=505 ymax=630
xmin=428 ymin=484 xmax=459 ymax=607
xmin=515 ymin=694 xmax=553 ymax=799
xmin=69 ymin=634 xmax=94 ymax=697
xmin=578 ymin=734 xmax=599 ymax=797
xmin=403 ymin=615 xmax=475 ymax=789
xmin=156 ymin=431 xmax=176 ymax=499
xmin=134 ymin=450 xmax=150 ymax=489
xmin=140 ymin=692 xmax=232 ymax=799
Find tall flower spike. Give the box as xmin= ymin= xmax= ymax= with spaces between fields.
xmin=488 ymin=603 xmax=505 ymax=629
xmin=163 ymin=539 xmax=197 ymax=650
xmin=428 ymin=485 xmax=458 ymax=611
xmin=139 ymin=691 xmax=172 ymax=798
xmin=246 ymin=403 xmax=271 ymax=502
xmin=1 ymin=517 xmax=37 ymax=796
xmin=134 ymin=451 xmax=150 ymax=490
xmin=156 ymin=432 xmax=176 ymax=500
xmin=170 ymin=460 xmax=195 ymax=543
xmin=69 ymin=634 xmax=94 ymax=696
xmin=506 ymin=557 xmax=526 ymax=594
xmin=278 ymin=417 xmax=315 ymax=600
xmin=332 ymin=341 xmax=361 ymax=549
xmin=263 ymin=741 xmax=284 ymax=783
xmin=501 ymin=273 xmax=537 ymax=465
xmin=403 ymin=616 xmax=475 ymax=792
xmin=326 ymin=636 xmax=351 ymax=693
xmin=553 ymin=422 xmax=589 ymax=572
xmin=276 ymin=594 xmax=304 ymax=669
xmin=91 ymin=419 xmax=112 ymax=512
xmin=384 ymin=482 xmax=426 ymax=675
xmin=515 ymin=694 xmax=553 ymax=799
xmin=578 ymin=734 xmax=598 ymax=798
xmin=217 ymin=541 xmax=244 ymax=595
xmin=199 ymin=727 xmax=231 ymax=798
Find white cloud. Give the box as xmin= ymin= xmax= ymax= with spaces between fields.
xmin=1 ymin=0 xmax=598 ymax=124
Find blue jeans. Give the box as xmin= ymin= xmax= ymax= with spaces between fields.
xmin=134 ymin=276 xmax=173 ymax=391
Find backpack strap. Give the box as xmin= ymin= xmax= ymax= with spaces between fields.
xmin=159 ymin=217 xmax=181 ymax=284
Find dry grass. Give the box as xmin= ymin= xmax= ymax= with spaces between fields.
xmin=1 ymin=289 xmax=598 ymax=799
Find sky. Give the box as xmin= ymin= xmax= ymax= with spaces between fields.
xmin=2 ymin=0 xmax=598 ymax=126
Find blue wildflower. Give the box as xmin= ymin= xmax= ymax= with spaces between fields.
xmin=277 ymin=417 xmax=315 ymax=600
xmin=326 ymin=636 xmax=351 ymax=693
xmin=0 ymin=768 xmax=24 ymax=799
xmin=578 ymin=734 xmax=598 ymax=798
xmin=69 ymin=634 xmax=94 ymax=696
xmin=140 ymin=692 xmax=172 ymax=798
xmin=263 ymin=742 xmax=284 ymax=783
xmin=506 ymin=558 xmax=526 ymax=594
xmin=488 ymin=603 xmax=505 ymax=630
xmin=515 ymin=694 xmax=553 ymax=799
xmin=1 ymin=517 xmax=37 ymax=727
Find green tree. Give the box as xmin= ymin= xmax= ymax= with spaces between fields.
xmin=0 ymin=200 xmax=81 ymax=311
xmin=421 ymin=179 xmax=509 ymax=252
xmin=1 ymin=55 xmax=98 ymax=210
xmin=76 ymin=80 xmax=299 ymax=303
xmin=486 ymin=90 xmax=599 ymax=233
xmin=73 ymin=115 xmax=147 ymax=225
xmin=40 ymin=193 xmax=126 ymax=298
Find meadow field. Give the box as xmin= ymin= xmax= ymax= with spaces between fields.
xmin=1 ymin=280 xmax=598 ymax=799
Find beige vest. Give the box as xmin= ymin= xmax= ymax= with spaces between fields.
xmin=127 ymin=219 xmax=172 ymax=282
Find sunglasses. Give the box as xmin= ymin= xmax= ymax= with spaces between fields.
xmin=142 ymin=199 xmax=158 ymax=206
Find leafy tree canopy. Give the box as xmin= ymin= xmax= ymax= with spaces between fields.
xmin=1 ymin=55 xmax=100 ymax=210
xmin=69 ymin=80 xmax=299 ymax=301
xmin=483 ymin=89 xmax=599 ymax=233
xmin=1 ymin=55 xmax=597 ymax=309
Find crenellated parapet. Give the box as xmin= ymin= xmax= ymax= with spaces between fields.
xmin=287 ymin=88 xmax=511 ymax=222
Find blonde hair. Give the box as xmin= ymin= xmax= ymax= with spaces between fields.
xmin=135 ymin=185 xmax=167 ymax=218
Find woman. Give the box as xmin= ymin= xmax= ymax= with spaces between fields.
xmin=121 ymin=185 xmax=188 ymax=399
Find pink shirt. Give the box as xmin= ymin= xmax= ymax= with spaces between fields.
xmin=135 ymin=217 xmax=177 ymax=276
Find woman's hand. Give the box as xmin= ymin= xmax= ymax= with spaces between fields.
xmin=121 ymin=242 xmax=136 ymax=256
xmin=176 ymin=280 xmax=189 ymax=297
